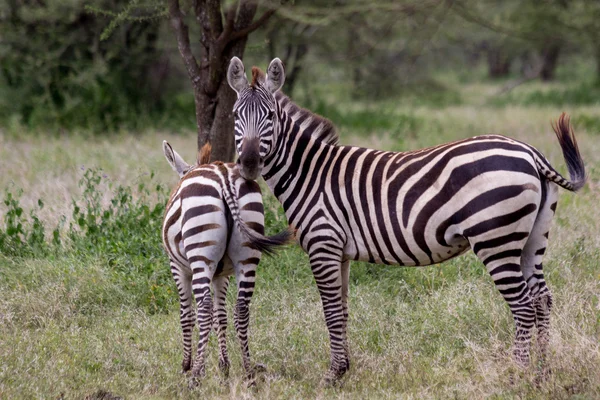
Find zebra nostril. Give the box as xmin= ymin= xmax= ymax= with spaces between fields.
xmin=236 ymin=158 xmax=241 ymax=165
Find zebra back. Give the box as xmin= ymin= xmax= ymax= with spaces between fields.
xmin=161 ymin=141 xmax=292 ymax=261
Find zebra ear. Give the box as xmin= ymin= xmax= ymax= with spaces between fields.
xmin=266 ymin=58 xmax=285 ymax=94
xmin=163 ymin=140 xmax=190 ymax=178
xmin=228 ymin=57 xmax=249 ymax=95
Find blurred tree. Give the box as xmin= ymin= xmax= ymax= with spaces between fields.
xmin=166 ymin=0 xmax=278 ymax=161
xmin=452 ymin=0 xmax=580 ymax=82
xmin=265 ymin=18 xmax=315 ymax=96
xmin=0 ymin=0 xmax=164 ymax=131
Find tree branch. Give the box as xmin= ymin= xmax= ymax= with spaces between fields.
xmin=205 ymin=0 xmax=224 ymax=39
xmin=219 ymin=2 xmax=238 ymax=43
xmin=228 ymin=7 xmax=276 ymax=43
xmin=168 ymin=0 xmax=203 ymax=88
xmin=451 ymin=0 xmax=563 ymax=43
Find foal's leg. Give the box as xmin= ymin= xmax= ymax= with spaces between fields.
xmin=170 ymin=260 xmax=194 ymax=372
xmin=212 ymin=273 xmax=231 ymax=377
xmin=230 ymin=243 xmax=261 ymax=379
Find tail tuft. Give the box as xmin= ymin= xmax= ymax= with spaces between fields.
xmin=198 ymin=142 xmax=212 ymax=165
xmin=551 ymin=113 xmax=586 ymax=191
xmin=245 ymin=226 xmax=295 ymax=256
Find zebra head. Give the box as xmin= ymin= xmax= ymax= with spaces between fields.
xmin=227 ymin=57 xmax=285 ymax=180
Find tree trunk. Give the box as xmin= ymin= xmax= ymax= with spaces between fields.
xmin=487 ymin=46 xmax=511 ymax=78
xmin=168 ymin=0 xmax=275 ymax=162
xmin=540 ymin=43 xmax=561 ymax=82
xmin=595 ymin=43 xmax=600 ymax=84
xmin=196 ymin=40 xmax=249 ymax=163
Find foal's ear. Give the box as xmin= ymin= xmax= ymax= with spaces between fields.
xmin=163 ymin=140 xmax=190 ymax=178
xmin=265 ymin=58 xmax=285 ymax=94
xmin=227 ymin=57 xmax=249 ymax=95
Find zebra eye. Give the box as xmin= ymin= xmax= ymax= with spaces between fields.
xmin=233 ymin=111 xmax=239 ymax=119
xmin=268 ymin=110 xmax=274 ymax=120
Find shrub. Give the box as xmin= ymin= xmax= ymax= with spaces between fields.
xmin=490 ymin=82 xmax=600 ymax=107
xmin=0 ymin=0 xmax=172 ymax=133
xmin=0 ymin=189 xmax=59 ymax=258
xmin=0 ymin=169 xmax=174 ymax=312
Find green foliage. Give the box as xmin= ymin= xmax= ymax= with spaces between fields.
xmin=69 ymin=168 xmax=166 ymax=257
xmin=489 ymin=82 xmax=600 ymax=107
xmin=68 ymin=168 xmax=172 ymax=312
xmin=310 ymin=100 xmax=426 ymax=149
xmin=574 ymin=113 xmax=600 ymax=135
xmin=0 ymin=189 xmax=59 ymax=258
xmin=0 ymin=168 xmax=173 ymax=312
xmin=0 ymin=0 xmax=175 ymax=133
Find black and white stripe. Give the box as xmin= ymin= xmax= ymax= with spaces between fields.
xmin=161 ymin=141 xmax=290 ymax=382
xmin=227 ymin=57 xmax=586 ymax=384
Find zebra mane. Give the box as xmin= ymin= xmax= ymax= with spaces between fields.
xmin=251 ymin=65 xmax=339 ymax=146
xmin=251 ymin=67 xmax=264 ymax=88
xmin=274 ymin=91 xmax=339 ymax=146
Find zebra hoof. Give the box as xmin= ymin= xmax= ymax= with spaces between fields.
xmin=534 ymin=366 xmax=552 ymax=387
xmin=320 ymin=370 xmax=345 ymax=388
xmin=253 ymin=363 xmax=267 ymax=374
xmin=243 ymin=363 xmax=267 ymax=388
xmin=181 ymin=359 xmax=192 ymax=373
xmin=245 ymin=362 xmax=267 ymax=378
xmin=187 ymin=376 xmax=201 ymax=389
xmin=219 ymin=359 xmax=230 ymax=378
xmin=189 ymin=366 xmax=206 ymax=387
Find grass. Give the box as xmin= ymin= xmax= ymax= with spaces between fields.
xmin=1 ymin=79 xmax=600 ymax=399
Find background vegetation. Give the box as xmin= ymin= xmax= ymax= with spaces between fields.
xmin=1 ymin=0 xmax=599 ymax=398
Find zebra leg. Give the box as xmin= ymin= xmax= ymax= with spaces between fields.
xmin=471 ymin=239 xmax=534 ymax=367
xmin=212 ymin=273 xmax=231 ymax=377
xmin=190 ymin=265 xmax=214 ymax=380
xmin=309 ymin=251 xmax=347 ymax=385
xmin=340 ymin=260 xmax=351 ymax=374
xmin=170 ymin=261 xmax=194 ymax=373
xmin=228 ymin=182 xmax=264 ymax=380
xmin=234 ymin=289 xmax=253 ymax=378
xmin=521 ymin=182 xmax=558 ymax=364
xmin=233 ymin=261 xmax=259 ymax=379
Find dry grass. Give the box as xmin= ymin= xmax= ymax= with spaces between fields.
xmin=0 ymin=85 xmax=599 ymax=399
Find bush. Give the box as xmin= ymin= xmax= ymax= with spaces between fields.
xmin=0 ymin=0 xmax=175 ymax=133
xmin=489 ymin=82 xmax=600 ymax=107
xmin=0 ymin=189 xmax=59 ymax=258
xmin=0 ymin=169 xmax=174 ymax=312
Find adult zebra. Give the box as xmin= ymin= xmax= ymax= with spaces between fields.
xmin=226 ymin=57 xmax=586 ymax=384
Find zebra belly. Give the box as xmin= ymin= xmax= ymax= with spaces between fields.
xmin=343 ymin=169 xmax=540 ymax=266
xmin=346 ymin=232 xmax=470 ymax=266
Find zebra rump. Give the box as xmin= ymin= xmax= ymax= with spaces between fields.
xmin=163 ymin=140 xmax=293 ymax=254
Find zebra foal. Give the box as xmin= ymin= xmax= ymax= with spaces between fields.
xmin=161 ymin=141 xmax=291 ymax=382
xmin=227 ymin=57 xmax=587 ymax=384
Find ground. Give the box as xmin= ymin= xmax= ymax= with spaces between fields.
xmin=0 ymin=80 xmax=599 ymax=399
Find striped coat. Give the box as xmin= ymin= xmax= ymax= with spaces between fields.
xmin=161 ymin=141 xmax=290 ymax=382
xmin=227 ymin=57 xmax=586 ymax=384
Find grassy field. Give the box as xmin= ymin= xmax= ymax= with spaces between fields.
xmin=1 ymin=80 xmax=599 ymax=399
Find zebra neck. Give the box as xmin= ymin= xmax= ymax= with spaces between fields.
xmin=262 ymin=93 xmax=339 ymax=223
xmin=262 ymin=115 xmax=334 ymax=225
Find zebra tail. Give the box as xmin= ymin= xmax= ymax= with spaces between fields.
xmin=550 ymin=113 xmax=587 ymax=192
xmin=534 ymin=113 xmax=586 ymax=192
xmin=223 ymin=171 xmax=294 ymax=256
